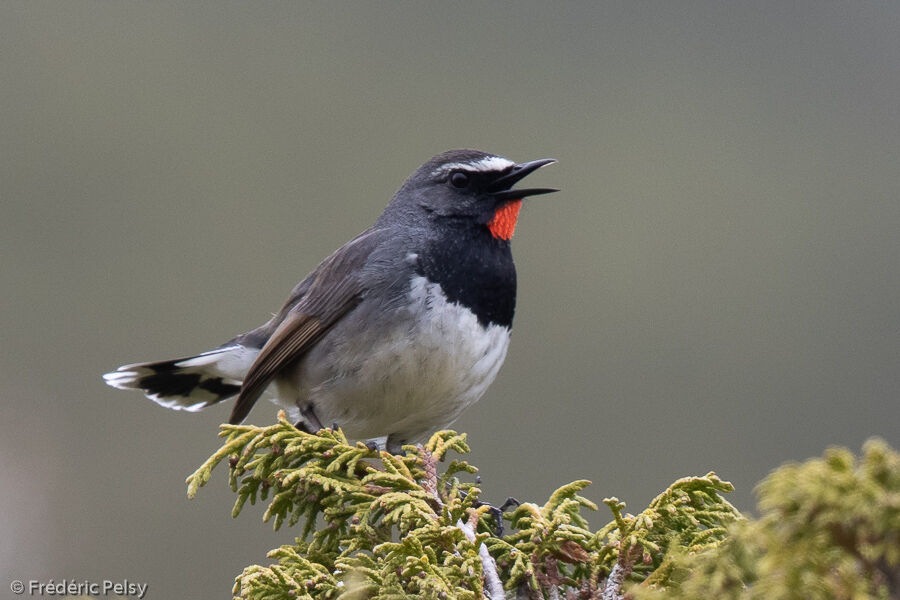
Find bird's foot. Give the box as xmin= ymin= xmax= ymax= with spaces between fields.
xmin=480 ymin=496 xmax=520 ymax=537
xmin=294 ymin=420 xmax=315 ymax=433
xmin=385 ymin=434 xmax=409 ymax=455
xmin=457 ymin=489 xmax=520 ymax=537
xmin=297 ymin=404 xmax=324 ymax=432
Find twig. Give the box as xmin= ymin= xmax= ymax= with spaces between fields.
xmin=457 ymin=517 xmax=505 ymax=600
xmin=547 ymin=583 xmax=560 ymax=600
xmin=601 ymin=544 xmax=641 ymax=600
xmin=600 ymin=561 xmax=627 ymax=600
xmin=421 ymin=447 xmax=442 ymax=507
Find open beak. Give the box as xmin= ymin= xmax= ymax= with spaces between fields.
xmin=489 ymin=158 xmax=558 ymax=202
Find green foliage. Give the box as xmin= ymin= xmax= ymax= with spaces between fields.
xmin=188 ymin=412 xmax=898 ymax=600
xmin=632 ymin=438 xmax=900 ymax=600
xmin=186 ymin=412 xmax=741 ymax=599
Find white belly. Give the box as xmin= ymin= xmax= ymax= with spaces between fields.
xmin=277 ymin=276 xmax=511 ymax=444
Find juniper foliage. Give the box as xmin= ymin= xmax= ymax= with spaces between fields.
xmin=632 ymin=438 xmax=900 ymax=600
xmin=187 ymin=411 xmax=741 ymax=599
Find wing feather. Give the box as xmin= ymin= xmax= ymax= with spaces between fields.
xmin=227 ymin=229 xmax=383 ymax=424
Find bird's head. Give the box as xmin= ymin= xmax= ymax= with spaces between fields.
xmin=387 ymin=149 xmax=558 ymax=240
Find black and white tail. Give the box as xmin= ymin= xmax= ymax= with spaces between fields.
xmin=102 ymin=345 xmax=258 ymax=412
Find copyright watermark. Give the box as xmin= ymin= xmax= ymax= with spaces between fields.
xmin=9 ymin=579 xmax=148 ymax=598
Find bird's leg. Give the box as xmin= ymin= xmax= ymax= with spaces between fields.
xmin=294 ymin=420 xmax=315 ymax=433
xmin=299 ymin=404 xmax=324 ymax=432
xmin=385 ymin=434 xmax=409 ymax=455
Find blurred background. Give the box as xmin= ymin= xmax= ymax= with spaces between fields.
xmin=2 ymin=2 xmax=898 ymax=597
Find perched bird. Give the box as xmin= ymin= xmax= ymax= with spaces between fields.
xmin=103 ymin=149 xmax=557 ymax=452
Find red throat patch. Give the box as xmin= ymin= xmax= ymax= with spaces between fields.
xmin=488 ymin=200 xmax=523 ymax=240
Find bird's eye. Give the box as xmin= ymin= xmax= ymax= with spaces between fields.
xmin=449 ymin=171 xmax=470 ymax=189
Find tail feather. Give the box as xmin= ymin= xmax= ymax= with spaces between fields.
xmin=103 ymin=345 xmax=256 ymax=412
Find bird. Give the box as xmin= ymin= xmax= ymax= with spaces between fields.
xmin=103 ymin=149 xmax=557 ymax=452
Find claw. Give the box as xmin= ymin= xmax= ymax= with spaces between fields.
xmin=499 ymin=497 xmax=520 ymax=512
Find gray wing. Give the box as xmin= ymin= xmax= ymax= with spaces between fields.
xmin=228 ymin=227 xmax=390 ymax=424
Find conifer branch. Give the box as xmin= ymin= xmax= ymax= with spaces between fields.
xmin=188 ymin=411 xmax=898 ymax=599
xmin=188 ymin=411 xmax=748 ymax=599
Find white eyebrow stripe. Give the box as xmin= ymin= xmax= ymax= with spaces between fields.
xmin=432 ymin=156 xmax=515 ymax=176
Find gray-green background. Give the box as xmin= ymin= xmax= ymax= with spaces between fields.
xmin=2 ymin=2 xmax=898 ymax=597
